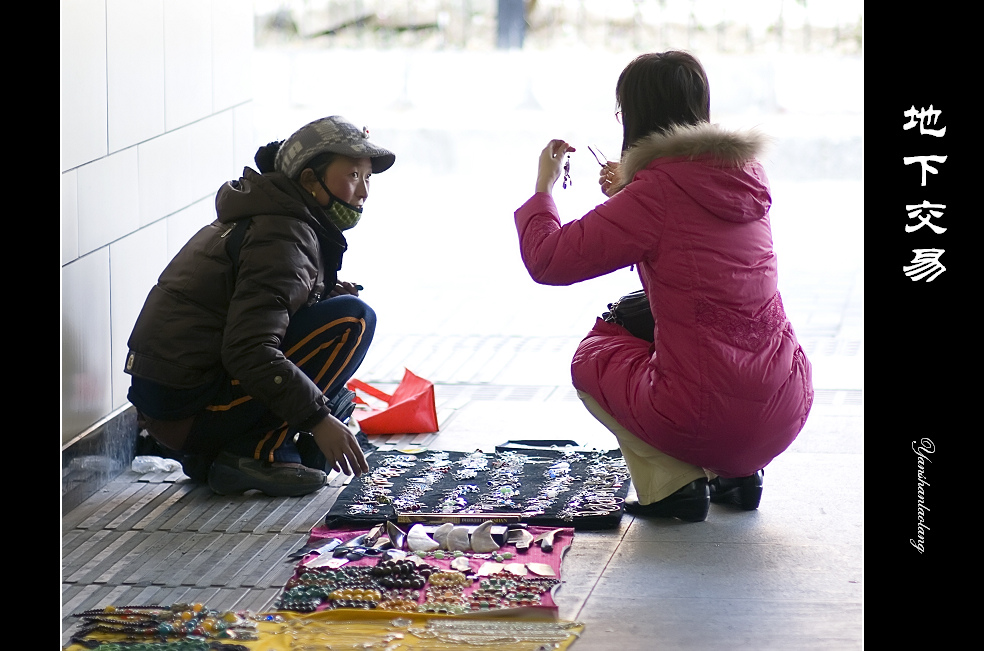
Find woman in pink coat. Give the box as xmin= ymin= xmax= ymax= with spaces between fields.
xmin=514 ymin=51 xmax=813 ymax=522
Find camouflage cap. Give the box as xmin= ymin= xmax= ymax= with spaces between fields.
xmin=275 ymin=115 xmax=396 ymax=178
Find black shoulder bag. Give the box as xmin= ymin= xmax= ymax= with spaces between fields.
xmin=601 ymin=290 xmax=655 ymax=342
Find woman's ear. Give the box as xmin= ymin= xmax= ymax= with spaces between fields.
xmin=298 ymin=168 xmax=319 ymax=197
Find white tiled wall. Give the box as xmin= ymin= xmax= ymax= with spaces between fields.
xmin=106 ymin=0 xmax=166 ymax=153
xmin=61 ymin=0 xmax=254 ymax=444
xmin=61 ymin=0 xmax=108 ymax=170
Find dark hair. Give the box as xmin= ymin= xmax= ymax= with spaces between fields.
xmin=253 ymin=141 xmax=337 ymax=179
xmin=303 ymin=152 xmax=338 ymax=180
xmin=616 ymin=51 xmax=710 ymax=152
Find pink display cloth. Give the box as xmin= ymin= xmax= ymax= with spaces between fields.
xmin=290 ymin=524 xmax=575 ymax=614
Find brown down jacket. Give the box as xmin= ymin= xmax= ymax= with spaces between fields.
xmin=125 ymin=168 xmax=348 ymax=428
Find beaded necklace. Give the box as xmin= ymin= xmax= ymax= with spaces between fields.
xmin=69 ymin=604 xmax=265 ymax=649
xmin=409 ymin=618 xmax=582 ymax=646
xmin=69 ymin=641 xmax=247 ymax=651
xmin=276 ymin=552 xmax=562 ymax=615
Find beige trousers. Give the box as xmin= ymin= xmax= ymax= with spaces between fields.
xmin=577 ymin=390 xmax=709 ymax=504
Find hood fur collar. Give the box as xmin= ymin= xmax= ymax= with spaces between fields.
xmin=615 ymin=122 xmax=770 ymax=191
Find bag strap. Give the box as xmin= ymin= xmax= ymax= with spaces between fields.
xmin=221 ymin=216 xmax=254 ymax=277
xmin=347 ymin=378 xmax=392 ymax=403
xmin=222 ymin=215 xmax=329 ymax=299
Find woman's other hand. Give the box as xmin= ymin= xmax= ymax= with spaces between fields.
xmin=536 ymin=139 xmax=576 ymax=195
xmin=599 ymin=161 xmax=620 ymax=197
xmin=311 ymin=415 xmax=369 ymax=476
xmin=329 ymin=281 xmax=361 ymax=297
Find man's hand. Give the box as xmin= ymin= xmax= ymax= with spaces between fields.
xmin=311 ymin=415 xmax=369 ymax=476
xmin=328 ymin=281 xmax=361 ymax=298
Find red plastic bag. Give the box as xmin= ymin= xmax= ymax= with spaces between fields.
xmin=347 ymin=369 xmax=439 ymax=435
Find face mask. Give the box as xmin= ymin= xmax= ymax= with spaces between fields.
xmin=317 ymin=177 xmax=363 ymax=231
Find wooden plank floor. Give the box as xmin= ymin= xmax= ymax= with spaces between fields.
xmin=62 ymin=385 xmax=862 ymax=650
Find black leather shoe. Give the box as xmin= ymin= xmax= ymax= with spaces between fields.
xmin=207 ymin=452 xmax=328 ymax=497
xmin=709 ymin=470 xmax=764 ymax=510
xmin=624 ymin=478 xmax=710 ymax=522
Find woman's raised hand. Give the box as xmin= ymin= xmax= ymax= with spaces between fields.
xmin=536 ymin=139 xmax=576 ymax=195
xmin=599 ymin=161 xmax=620 ymax=197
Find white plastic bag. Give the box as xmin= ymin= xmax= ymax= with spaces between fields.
xmin=131 ymin=455 xmax=182 ymax=474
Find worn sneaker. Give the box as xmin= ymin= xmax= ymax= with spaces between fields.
xmin=207 ymin=451 xmax=327 ymax=497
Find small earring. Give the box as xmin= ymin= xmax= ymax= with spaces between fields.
xmin=311 ymin=191 xmax=317 ymax=198
xmin=562 ymin=155 xmax=572 ymax=189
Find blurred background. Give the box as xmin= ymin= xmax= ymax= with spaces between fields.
xmin=61 ymin=7 xmax=866 ymax=639
xmin=249 ymin=0 xmax=863 ymax=385
xmin=61 ymin=0 xmax=862 ymax=456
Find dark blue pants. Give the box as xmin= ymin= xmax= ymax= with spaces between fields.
xmin=142 ymin=295 xmax=375 ymax=481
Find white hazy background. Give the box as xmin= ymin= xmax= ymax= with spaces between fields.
xmin=248 ymin=1 xmax=863 ymax=387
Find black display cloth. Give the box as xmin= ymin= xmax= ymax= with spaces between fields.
xmin=324 ymin=447 xmax=630 ymax=530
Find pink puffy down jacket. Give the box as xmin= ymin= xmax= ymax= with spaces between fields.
xmin=514 ymin=123 xmax=813 ymax=477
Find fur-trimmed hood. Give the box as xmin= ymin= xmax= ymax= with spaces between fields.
xmin=617 ymin=122 xmax=770 ymax=184
xmin=615 ymin=122 xmax=773 ymax=224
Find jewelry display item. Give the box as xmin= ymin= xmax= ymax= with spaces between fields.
xmin=277 ymin=566 xmax=382 ymax=612
xmin=532 ymin=528 xmax=565 ymax=553
xmin=476 ymin=561 xmax=504 ymax=576
xmin=347 ymin=503 xmax=380 ymax=516
xmin=326 ymin=586 xmax=382 ymax=610
xmin=376 ymin=594 xmax=419 ymax=613
xmin=332 ymin=448 xmax=628 ymax=532
xmin=427 ymin=570 xmax=470 ymax=587
xmin=371 ymin=558 xmax=433 ymax=589
xmin=563 ymin=154 xmax=572 ymax=189
xmin=446 ymin=525 xmax=471 ymax=551
xmin=508 ymin=527 xmax=535 ymax=551
xmin=526 ymin=562 xmax=557 ymax=577
xmin=433 ymin=522 xmax=454 ymax=548
xmin=151 ymin=612 xmax=582 ymax=651
xmin=420 ymin=570 xmax=471 ymax=615
xmin=469 ymin=521 xmax=501 ymax=553
xmin=397 ymin=512 xmax=522 ymax=524
xmin=69 ymin=604 xmax=261 ymax=647
xmin=503 ymin=562 xmax=528 ymax=576
xmin=410 ymin=618 xmax=581 ymax=647
xmin=588 ymin=145 xmax=608 ymax=167
xmin=407 ymin=523 xmax=440 ymax=552
xmin=386 ymin=521 xmax=407 ymax=548
xmin=68 ymin=641 xmax=248 ymax=651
